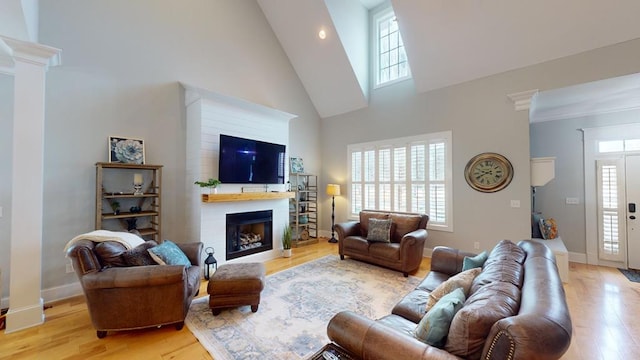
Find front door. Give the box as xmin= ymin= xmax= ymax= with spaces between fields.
xmin=626 ymin=155 xmax=640 ymax=269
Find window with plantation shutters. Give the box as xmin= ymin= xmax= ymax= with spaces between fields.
xmin=596 ymin=159 xmax=625 ymax=261
xmin=348 ymin=132 xmax=453 ymax=231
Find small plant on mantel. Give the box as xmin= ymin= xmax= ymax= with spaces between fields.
xmin=194 ymin=178 xmax=221 ymax=194
xmin=282 ymin=225 xmax=292 ymax=257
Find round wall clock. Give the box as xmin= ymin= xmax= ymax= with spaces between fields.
xmin=464 ymin=152 xmax=514 ymax=193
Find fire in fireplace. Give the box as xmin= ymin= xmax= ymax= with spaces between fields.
xmin=226 ymin=210 xmax=273 ymax=260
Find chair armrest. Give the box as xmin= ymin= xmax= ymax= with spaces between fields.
xmin=335 ymin=221 xmax=360 ymax=240
xmin=327 ymin=311 xmax=458 ymax=360
xmin=82 ymin=265 xmax=186 ymax=290
xmin=177 ymin=242 xmax=204 ymax=266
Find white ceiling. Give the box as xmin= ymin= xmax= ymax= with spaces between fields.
xmin=259 ymin=0 xmax=640 ymax=118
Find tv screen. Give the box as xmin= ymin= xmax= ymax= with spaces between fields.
xmin=218 ymin=134 xmax=286 ymax=184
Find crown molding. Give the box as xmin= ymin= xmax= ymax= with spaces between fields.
xmin=507 ymin=89 xmax=539 ymax=111
xmin=0 ymin=35 xmax=61 ymax=71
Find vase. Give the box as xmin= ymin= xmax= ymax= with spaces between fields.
xmin=283 ymin=249 xmax=292 ymax=258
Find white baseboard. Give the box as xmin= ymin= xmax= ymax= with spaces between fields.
xmin=569 ymin=252 xmax=587 ymax=264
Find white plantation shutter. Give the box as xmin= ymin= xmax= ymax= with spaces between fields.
xmin=597 ymin=159 xmax=625 ymax=261
xmin=348 ymin=132 xmax=452 ymax=231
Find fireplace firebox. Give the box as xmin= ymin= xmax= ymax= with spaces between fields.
xmin=226 ymin=210 xmax=273 ymax=260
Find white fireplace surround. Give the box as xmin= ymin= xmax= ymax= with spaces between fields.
xmin=182 ymin=83 xmax=297 ymax=266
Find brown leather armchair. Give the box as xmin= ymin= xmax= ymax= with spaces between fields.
xmin=66 ymin=239 xmax=202 ymax=338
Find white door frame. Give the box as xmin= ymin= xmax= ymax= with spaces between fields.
xmin=584 ymin=123 xmax=640 ymax=268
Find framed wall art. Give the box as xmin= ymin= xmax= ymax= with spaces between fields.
xmin=109 ymin=136 xmax=145 ymax=164
xmin=290 ymin=157 xmax=304 ymax=173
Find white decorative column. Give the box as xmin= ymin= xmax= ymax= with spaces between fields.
xmin=1 ymin=36 xmax=61 ymax=333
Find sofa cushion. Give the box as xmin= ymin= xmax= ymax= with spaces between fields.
xmin=148 ymin=240 xmax=191 ymax=268
xmin=445 ymin=281 xmax=521 ymax=359
xmin=484 ymin=240 xmax=526 ymax=266
xmin=414 ymin=287 xmax=466 ymax=347
xmin=369 ymin=242 xmax=400 ymax=260
xmin=470 ymin=257 xmax=524 ymax=294
xmin=425 ymin=267 xmax=481 ymax=312
xmin=462 ymin=251 xmax=488 ymax=271
xmin=367 ymin=218 xmax=393 ymax=242
xmin=121 ymin=241 xmax=158 ymax=266
xmin=94 ymin=241 xmax=128 ymax=268
xmin=359 ymin=211 xmax=390 ymax=237
xmin=343 ymin=236 xmax=370 ymax=253
xmin=389 ymin=213 xmax=423 ymax=243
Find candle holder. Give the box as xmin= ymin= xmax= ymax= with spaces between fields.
xmin=133 ymin=183 xmax=143 ymax=196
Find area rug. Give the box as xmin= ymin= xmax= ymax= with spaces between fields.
xmin=618 ymin=268 xmax=640 ymax=283
xmin=185 ymin=255 xmax=421 ymax=359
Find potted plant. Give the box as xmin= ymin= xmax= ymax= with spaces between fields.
xmin=194 ymin=178 xmax=222 ymax=194
xmin=282 ymin=225 xmax=292 ymax=258
xmin=110 ymin=201 xmax=120 ymax=215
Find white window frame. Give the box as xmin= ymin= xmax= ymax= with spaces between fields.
xmin=347 ymin=131 xmax=453 ymax=232
xmin=372 ymin=6 xmax=411 ymax=89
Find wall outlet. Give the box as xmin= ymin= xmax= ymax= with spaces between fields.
xmin=66 ymin=263 xmax=74 ymax=273
xmin=566 ymin=197 xmax=579 ymax=205
xmin=510 ymin=200 xmax=520 ymax=208
xmin=473 ymin=242 xmax=480 ymax=250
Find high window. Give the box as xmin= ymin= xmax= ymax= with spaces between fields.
xmin=348 ymin=132 xmax=453 ymax=231
xmin=373 ymin=8 xmax=410 ymax=87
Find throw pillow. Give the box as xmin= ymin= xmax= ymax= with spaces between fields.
xmin=148 ymin=240 xmax=191 ymax=268
xmin=539 ymin=217 xmax=558 ymax=239
xmin=462 ymin=251 xmax=488 ymax=271
xmin=425 ymin=267 xmax=482 ymax=312
xmin=121 ymin=241 xmax=157 ymax=266
xmin=367 ymin=218 xmax=393 ymax=243
xmin=414 ymin=287 xmax=466 ymax=347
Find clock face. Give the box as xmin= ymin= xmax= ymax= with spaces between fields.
xmin=465 ymin=153 xmax=513 ymax=192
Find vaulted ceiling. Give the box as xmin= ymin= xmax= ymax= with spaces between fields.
xmin=258 ymin=0 xmax=640 ymax=118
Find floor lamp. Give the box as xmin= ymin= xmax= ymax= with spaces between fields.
xmin=326 ymin=184 xmax=341 ymax=243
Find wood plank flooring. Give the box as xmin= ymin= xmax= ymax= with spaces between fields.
xmin=0 ymin=238 xmax=637 ymax=359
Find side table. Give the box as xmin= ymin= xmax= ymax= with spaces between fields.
xmin=308 ymin=343 xmax=357 ymax=360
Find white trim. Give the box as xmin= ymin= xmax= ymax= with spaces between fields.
xmin=507 ymin=89 xmax=538 ymax=111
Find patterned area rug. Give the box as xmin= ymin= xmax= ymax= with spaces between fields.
xmin=185 ymin=255 xmax=420 ymax=359
xmin=619 ymin=268 xmax=640 ymax=283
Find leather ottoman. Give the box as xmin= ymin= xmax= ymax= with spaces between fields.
xmin=207 ymin=262 xmax=266 ymax=315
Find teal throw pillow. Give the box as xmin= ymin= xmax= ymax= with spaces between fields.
xmin=148 ymin=240 xmax=191 ymax=268
xmin=414 ymin=287 xmax=466 ymax=347
xmin=462 ymin=251 xmax=488 ymax=271
xmin=367 ymin=218 xmax=392 ymax=243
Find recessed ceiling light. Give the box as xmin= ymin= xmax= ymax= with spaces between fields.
xmin=318 ymin=29 xmax=327 ymax=40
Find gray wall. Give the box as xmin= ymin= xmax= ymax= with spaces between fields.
xmin=0 ymin=0 xmax=320 ymax=300
xmin=531 ymin=109 xmax=640 ymax=256
xmin=0 ymin=74 xmax=14 ymax=300
xmin=320 ymin=38 xmax=640 ymax=254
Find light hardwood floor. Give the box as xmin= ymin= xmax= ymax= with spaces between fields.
xmin=0 ymin=238 xmax=638 ymax=359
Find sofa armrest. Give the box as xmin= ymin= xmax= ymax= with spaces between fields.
xmin=430 ymin=246 xmax=475 ymax=276
xmin=177 ymin=242 xmax=204 ymax=266
xmin=327 ymin=311 xmax=459 ymax=360
xmin=82 ymin=265 xmax=186 ymax=290
xmin=334 ymin=221 xmax=360 ymax=239
xmin=400 ymin=229 xmax=427 ymax=249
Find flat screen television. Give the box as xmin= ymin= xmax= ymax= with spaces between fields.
xmin=218 ymin=134 xmax=286 ymax=184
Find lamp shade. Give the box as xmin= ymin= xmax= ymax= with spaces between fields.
xmin=326 ymin=184 xmax=341 ymax=196
xmin=531 ymin=157 xmax=555 ymax=187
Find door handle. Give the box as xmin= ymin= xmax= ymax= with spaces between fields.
xmin=631 ymin=215 xmax=636 ymax=220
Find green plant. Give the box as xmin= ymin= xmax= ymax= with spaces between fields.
xmin=194 ymin=178 xmax=221 ymax=188
xmin=282 ymin=225 xmax=292 ymax=250
xmin=110 ymin=201 xmax=120 ymax=214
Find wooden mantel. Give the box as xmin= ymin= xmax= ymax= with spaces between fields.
xmin=202 ymin=191 xmax=295 ymax=203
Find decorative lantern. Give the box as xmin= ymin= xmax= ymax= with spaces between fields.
xmin=204 ymin=247 xmax=217 ymax=280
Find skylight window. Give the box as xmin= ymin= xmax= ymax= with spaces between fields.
xmin=373 ymin=8 xmax=410 ymax=87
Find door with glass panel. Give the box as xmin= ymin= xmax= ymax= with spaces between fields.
xmin=625 ymin=155 xmax=640 ymax=269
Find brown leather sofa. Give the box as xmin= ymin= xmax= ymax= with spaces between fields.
xmin=335 ymin=210 xmax=429 ymax=276
xmin=66 ymin=239 xmax=202 ymax=338
xmin=326 ymin=240 xmax=572 ymax=360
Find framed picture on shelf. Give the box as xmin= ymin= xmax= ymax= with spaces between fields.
xmin=109 ymin=136 xmax=145 ymax=164
xmin=290 ymin=157 xmax=304 ymax=173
